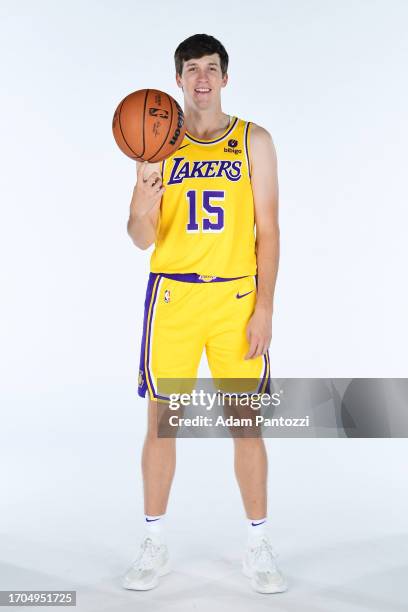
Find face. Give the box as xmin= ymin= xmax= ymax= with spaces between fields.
xmin=176 ymin=53 xmax=228 ymax=109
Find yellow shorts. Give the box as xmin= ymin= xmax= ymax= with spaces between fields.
xmin=137 ymin=273 xmax=270 ymax=401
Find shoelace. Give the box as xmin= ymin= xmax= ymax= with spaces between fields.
xmin=134 ymin=537 xmax=161 ymax=570
xmin=253 ymin=538 xmax=278 ymax=571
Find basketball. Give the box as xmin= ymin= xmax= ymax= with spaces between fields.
xmin=112 ymin=89 xmax=186 ymax=163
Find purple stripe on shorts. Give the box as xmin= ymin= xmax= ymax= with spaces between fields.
xmin=144 ymin=275 xmax=162 ymax=397
xmin=257 ymin=352 xmax=271 ymax=395
xmin=138 ymin=273 xmax=160 ymax=398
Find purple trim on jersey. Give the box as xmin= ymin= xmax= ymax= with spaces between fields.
xmin=244 ymin=121 xmax=252 ymax=179
xmin=138 ymin=273 xmax=160 ymax=398
xmin=185 ymin=117 xmax=239 ymax=145
xmin=160 ymin=273 xmax=248 ymax=283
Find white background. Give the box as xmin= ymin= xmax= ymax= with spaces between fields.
xmin=1 ymin=1 xmax=407 ymax=610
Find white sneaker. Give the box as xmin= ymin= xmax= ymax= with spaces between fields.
xmin=243 ymin=536 xmax=288 ymax=594
xmin=122 ymin=536 xmax=171 ymax=591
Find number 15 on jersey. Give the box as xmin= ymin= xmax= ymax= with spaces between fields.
xmin=186 ymin=190 xmax=225 ymax=233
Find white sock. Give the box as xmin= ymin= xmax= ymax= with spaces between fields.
xmin=247 ymin=517 xmax=267 ymax=544
xmin=144 ymin=514 xmax=165 ymax=543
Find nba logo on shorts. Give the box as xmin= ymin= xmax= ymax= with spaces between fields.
xmin=138 ymin=369 xmax=144 ymax=387
xmin=164 ymin=289 xmax=171 ymax=303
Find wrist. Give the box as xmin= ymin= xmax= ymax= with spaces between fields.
xmin=255 ymin=299 xmax=273 ymax=314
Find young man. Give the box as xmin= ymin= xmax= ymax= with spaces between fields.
xmin=122 ymin=34 xmax=286 ymax=594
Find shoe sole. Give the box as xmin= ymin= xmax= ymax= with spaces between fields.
xmin=242 ymin=564 xmax=288 ymax=594
xmin=122 ymin=560 xmax=171 ymax=591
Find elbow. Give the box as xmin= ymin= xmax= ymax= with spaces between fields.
xmin=127 ymin=216 xmax=156 ymax=250
xmin=128 ymin=233 xmax=154 ymax=251
xmin=137 ymin=240 xmax=154 ymax=251
xmin=127 ymin=227 xmax=154 ymax=250
xmin=257 ymin=224 xmax=280 ymax=243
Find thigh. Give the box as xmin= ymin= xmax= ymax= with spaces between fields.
xmin=138 ymin=275 xmax=206 ymax=401
xmin=205 ymin=276 xmax=270 ymax=394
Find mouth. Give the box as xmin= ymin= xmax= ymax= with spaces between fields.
xmin=194 ymin=87 xmax=211 ymax=96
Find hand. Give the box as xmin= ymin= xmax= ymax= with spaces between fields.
xmin=245 ymin=305 xmax=272 ymax=359
xmin=130 ymin=161 xmax=165 ymax=219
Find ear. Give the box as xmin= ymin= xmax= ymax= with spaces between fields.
xmin=221 ymin=72 xmax=228 ymax=88
xmin=175 ymin=73 xmax=183 ymax=88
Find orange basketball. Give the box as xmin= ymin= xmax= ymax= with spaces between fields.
xmin=112 ymin=89 xmax=186 ymax=163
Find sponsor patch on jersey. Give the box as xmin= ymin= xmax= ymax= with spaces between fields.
xmin=224 ymin=138 xmax=242 ymax=154
xmin=224 ymin=146 xmax=242 ymax=154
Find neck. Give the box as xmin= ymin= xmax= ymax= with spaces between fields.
xmin=183 ymin=106 xmax=230 ymax=140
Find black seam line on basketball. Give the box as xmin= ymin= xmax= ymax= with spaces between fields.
xmin=140 ymin=89 xmax=149 ymax=159
xmin=118 ymin=98 xmax=139 ymax=157
xmin=147 ymin=92 xmax=174 ymax=162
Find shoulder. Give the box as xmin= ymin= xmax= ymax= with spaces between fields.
xmin=246 ymin=123 xmax=277 ymax=164
xmin=248 ymin=123 xmax=274 ymax=145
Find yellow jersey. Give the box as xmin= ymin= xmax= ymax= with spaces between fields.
xmin=150 ymin=116 xmax=257 ymax=277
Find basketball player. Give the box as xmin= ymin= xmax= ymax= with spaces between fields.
xmin=122 ymin=34 xmax=287 ymax=594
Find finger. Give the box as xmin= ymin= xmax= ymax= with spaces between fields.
xmin=137 ymin=160 xmax=148 ymax=180
xmin=148 ymin=179 xmax=164 ymax=193
xmin=147 ymin=172 xmax=161 ymax=183
xmin=143 ymin=174 xmax=161 ymax=188
xmin=246 ymin=326 xmax=252 ymax=344
xmin=252 ymin=342 xmax=264 ymax=359
xmin=245 ymin=337 xmax=260 ymax=360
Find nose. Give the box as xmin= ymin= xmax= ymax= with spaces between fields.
xmin=195 ymin=67 xmax=210 ymax=81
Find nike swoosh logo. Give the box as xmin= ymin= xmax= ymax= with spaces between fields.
xmin=145 ymin=518 xmax=160 ymax=522
xmin=236 ymin=290 xmax=254 ymax=299
xmin=177 ymin=143 xmax=190 ymax=150
xmin=251 ymin=520 xmax=266 ymax=526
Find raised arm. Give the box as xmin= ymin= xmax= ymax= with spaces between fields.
xmin=127 ymin=161 xmax=165 ymax=250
